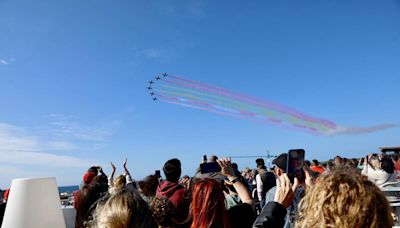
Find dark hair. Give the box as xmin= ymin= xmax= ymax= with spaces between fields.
xmin=87 ymin=166 xmax=99 ymax=175
xmin=140 ymin=175 xmax=159 ymax=197
xmin=381 ymin=157 xmax=395 ymax=174
xmin=304 ymin=160 xmax=311 ymax=167
xmin=75 ymin=176 xmax=108 ymax=228
xmin=312 ymin=159 xmax=319 ymax=166
xmin=163 ymin=158 xmax=181 ymax=182
xmin=209 ymin=155 xmax=218 ymax=162
xmin=256 ymin=158 xmax=265 ymax=166
xmin=231 ymin=163 xmax=238 ymax=170
xmin=392 ymin=155 xmax=399 ymax=161
xmin=227 ymin=203 xmax=254 ymax=228
xmin=257 ymin=164 xmax=266 ymax=170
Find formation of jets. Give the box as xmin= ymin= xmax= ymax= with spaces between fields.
xmin=147 ymin=73 xmax=168 ymax=101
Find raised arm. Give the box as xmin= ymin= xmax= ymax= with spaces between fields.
xmin=217 ymin=158 xmax=254 ymax=206
xmin=108 ymin=162 xmax=116 ymax=187
xmin=123 ymin=158 xmax=136 ymax=189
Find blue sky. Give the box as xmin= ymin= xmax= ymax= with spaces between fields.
xmin=0 ymin=0 xmax=399 ymax=188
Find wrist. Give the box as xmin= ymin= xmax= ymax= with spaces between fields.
xmin=227 ymin=175 xmax=239 ymax=183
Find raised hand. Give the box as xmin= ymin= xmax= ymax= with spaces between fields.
xmin=217 ymin=157 xmax=235 ymax=177
xmin=274 ymin=173 xmax=299 ymax=208
xmin=302 ymin=165 xmax=314 ymax=191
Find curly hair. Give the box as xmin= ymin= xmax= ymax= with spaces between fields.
xmin=296 ymin=168 xmax=393 ymax=228
xmin=150 ymin=196 xmax=177 ymax=226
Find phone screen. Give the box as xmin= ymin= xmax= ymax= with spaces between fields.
xmin=200 ymin=162 xmax=221 ymax=174
xmin=287 ymin=149 xmax=305 ymax=182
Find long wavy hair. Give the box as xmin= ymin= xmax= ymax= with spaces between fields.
xmin=296 ymin=167 xmax=393 ymax=228
xmin=94 ymin=188 xmax=157 ymax=228
xmin=75 ymin=175 xmax=108 ymax=228
xmin=190 ymin=178 xmax=231 ymax=228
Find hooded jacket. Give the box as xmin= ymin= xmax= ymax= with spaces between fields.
xmin=156 ymin=180 xmax=189 ymax=225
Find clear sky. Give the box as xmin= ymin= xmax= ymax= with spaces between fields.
xmin=0 ymin=0 xmax=399 ymax=188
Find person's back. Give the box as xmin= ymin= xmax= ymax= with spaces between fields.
xmin=262 ymin=153 xmax=302 ymax=228
xmin=75 ymin=175 xmax=108 ymax=228
xmin=156 ymin=158 xmax=189 ymax=225
xmin=258 ymin=169 xmax=276 ymax=196
xmin=362 ymin=156 xmax=396 ymax=187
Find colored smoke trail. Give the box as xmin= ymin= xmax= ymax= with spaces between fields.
xmin=148 ymin=74 xmax=398 ymax=135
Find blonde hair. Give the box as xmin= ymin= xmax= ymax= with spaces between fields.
xmin=113 ymin=175 xmax=127 ymax=190
xmin=94 ymin=188 xmax=157 ymax=228
xmin=296 ymin=168 xmax=393 ymax=228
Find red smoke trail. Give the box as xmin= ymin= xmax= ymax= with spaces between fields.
xmin=163 ymin=77 xmax=335 ymax=130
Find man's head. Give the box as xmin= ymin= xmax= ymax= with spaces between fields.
xmin=272 ymin=153 xmax=287 ymax=176
xmin=163 ymin=158 xmax=181 ymax=182
xmin=334 ymin=156 xmax=343 ymax=166
xmin=312 ymin=159 xmax=319 ymax=166
xmin=256 ymin=158 xmax=265 ymax=167
xmin=208 ymin=155 xmax=218 ymax=162
xmin=257 ymin=164 xmax=266 ymax=171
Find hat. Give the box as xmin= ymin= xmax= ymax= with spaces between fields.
xmin=83 ymin=171 xmax=97 ymax=184
xmin=272 ymin=153 xmax=287 ymax=171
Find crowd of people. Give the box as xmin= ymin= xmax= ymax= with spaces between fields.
xmin=66 ymin=152 xmax=400 ymax=228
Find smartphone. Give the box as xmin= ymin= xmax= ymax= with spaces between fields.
xmin=200 ymin=162 xmax=221 ymax=174
xmin=286 ymin=149 xmax=305 ymax=182
xmin=155 ymin=170 xmax=161 ymax=178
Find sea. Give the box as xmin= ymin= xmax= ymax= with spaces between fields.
xmin=58 ymin=185 xmax=79 ymax=193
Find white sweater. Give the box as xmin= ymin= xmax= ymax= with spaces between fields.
xmin=361 ymin=164 xmax=396 ymax=187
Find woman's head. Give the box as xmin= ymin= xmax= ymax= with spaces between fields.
xmin=370 ymin=155 xmax=381 ymax=169
xmin=75 ymin=176 xmax=109 ymax=227
xmin=94 ymin=188 xmax=157 ymax=228
xmin=139 ymin=175 xmax=159 ymax=197
xmin=113 ymin=175 xmax=127 ymax=190
xmin=150 ymin=196 xmax=176 ymax=227
xmin=381 ymin=157 xmax=395 ymax=174
xmin=296 ymin=168 xmax=393 ymax=228
xmin=190 ymin=178 xmax=231 ymax=228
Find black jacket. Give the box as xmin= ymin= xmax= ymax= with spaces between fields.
xmin=253 ymin=202 xmax=287 ymax=228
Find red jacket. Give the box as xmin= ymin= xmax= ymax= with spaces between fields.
xmin=156 ymin=181 xmax=188 ymax=223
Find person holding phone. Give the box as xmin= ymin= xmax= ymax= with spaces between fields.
xmin=189 ymin=158 xmax=255 ymax=228
xmin=258 ymin=152 xmax=305 ymax=228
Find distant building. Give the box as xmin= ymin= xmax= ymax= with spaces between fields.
xmin=380 ymin=146 xmax=400 ymax=155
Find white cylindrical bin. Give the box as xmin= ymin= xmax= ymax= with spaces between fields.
xmin=2 ymin=177 xmax=66 ymax=228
